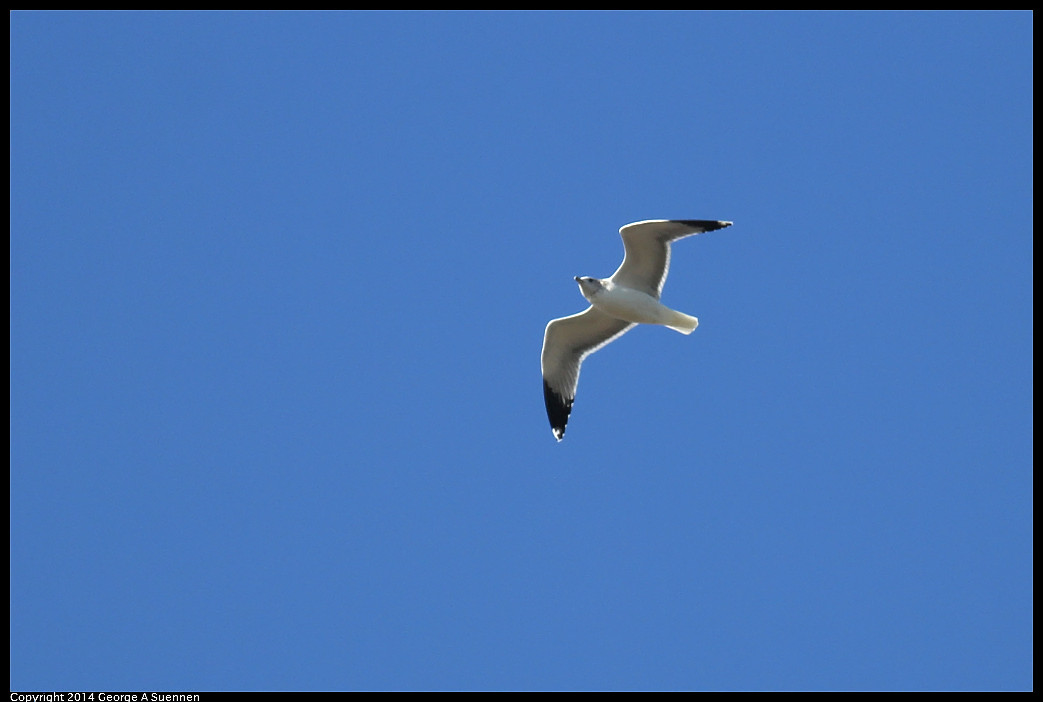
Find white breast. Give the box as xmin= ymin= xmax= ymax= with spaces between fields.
xmin=590 ymin=284 xmax=675 ymax=325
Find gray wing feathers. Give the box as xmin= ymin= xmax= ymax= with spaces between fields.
xmin=611 ymin=219 xmax=732 ymax=298
xmin=541 ymin=307 xmax=635 ymax=440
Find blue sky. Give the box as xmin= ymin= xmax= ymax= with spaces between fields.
xmin=10 ymin=11 xmax=1032 ymax=692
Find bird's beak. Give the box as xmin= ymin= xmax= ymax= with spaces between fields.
xmin=574 ymin=276 xmax=581 ymax=283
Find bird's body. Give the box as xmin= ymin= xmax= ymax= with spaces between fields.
xmin=541 ymin=219 xmax=732 ymax=441
xmin=575 ymin=277 xmax=699 ymax=333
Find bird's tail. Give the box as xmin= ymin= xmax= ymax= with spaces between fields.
xmin=665 ymin=311 xmax=699 ymax=335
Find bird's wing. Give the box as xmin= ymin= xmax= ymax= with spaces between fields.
xmin=541 ymin=306 xmax=635 ymax=441
xmin=609 ymin=220 xmax=732 ymax=298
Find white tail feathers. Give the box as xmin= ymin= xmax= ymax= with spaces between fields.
xmin=665 ymin=311 xmax=699 ymax=335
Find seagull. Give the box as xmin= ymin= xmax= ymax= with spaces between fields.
xmin=541 ymin=219 xmax=732 ymax=441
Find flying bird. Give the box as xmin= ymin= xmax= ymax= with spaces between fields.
xmin=541 ymin=219 xmax=732 ymax=441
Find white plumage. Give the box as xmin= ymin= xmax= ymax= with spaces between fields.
xmin=541 ymin=219 xmax=732 ymax=441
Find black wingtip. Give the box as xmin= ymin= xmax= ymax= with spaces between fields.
xmin=672 ymin=219 xmax=733 ymax=232
xmin=543 ymin=379 xmax=573 ymax=441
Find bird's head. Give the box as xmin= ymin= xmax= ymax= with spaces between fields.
xmin=574 ymin=276 xmax=604 ymax=301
